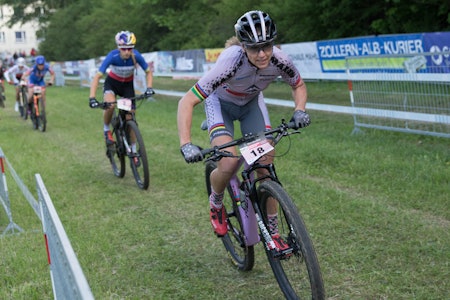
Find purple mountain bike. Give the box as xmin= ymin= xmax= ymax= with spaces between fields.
xmin=202 ymin=119 xmax=325 ymax=299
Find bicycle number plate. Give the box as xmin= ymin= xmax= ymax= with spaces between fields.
xmin=117 ymin=98 xmax=132 ymax=111
xmin=33 ymin=86 xmax=42 ymax=94
xmin=239 ymin=137 xmax=274 ymax=165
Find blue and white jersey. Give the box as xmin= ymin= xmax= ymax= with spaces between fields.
xmin=25 ymin=63 xmax=54 ymax=86
xmin=98 ymin=49 xmax=149 ymax=82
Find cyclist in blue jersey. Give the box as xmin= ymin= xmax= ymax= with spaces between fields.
xmin=89 ymin=31 xmax=155 ymax=145
xmin=22 ymin=55 xmax=55 ymax=112
xmin=177 ymin=11 xmax=311 ymax=246
xmin=0 ymin=60 xmax=6 ymax=107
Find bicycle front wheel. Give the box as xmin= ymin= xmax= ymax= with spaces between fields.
xmin=30 ymin=99 xmax=38 ymax=129
xmin=0 ymin=86 xmax=5 ymax=108
xmin=20 ymin=87 xmax=27 ymax=118
xmin=37 ymin=99 xmax=46 ymax=132
xmin=205 ymin=161 xmax=255 ymax=271
xmin=125 ymin=121 xmax=149 ymax=190
xmin=258 ymin=180 xmax=325 ymax=300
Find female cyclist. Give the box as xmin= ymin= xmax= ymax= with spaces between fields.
xmin=22 ymin=55 xmax=55 ymax=113
xmin=88 ymin=30 xmax=155 ymax=146
xmin=177 ymin=11 xmax=311 ymax=246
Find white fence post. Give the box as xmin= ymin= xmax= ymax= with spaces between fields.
xmin=0 ymin=147 xmax=24 ymax=236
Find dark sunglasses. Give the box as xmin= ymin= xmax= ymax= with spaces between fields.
xmin=244 ymin=41 xmax=274 ymax=54
xmin=120 ymin=48 xmax=133 ymax=52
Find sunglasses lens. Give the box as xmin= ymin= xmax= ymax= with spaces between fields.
xmin=246 ymin=42 xmax=273 ymax=54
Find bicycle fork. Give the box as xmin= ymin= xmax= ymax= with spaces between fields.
xmin=230 ymin=177 xmax=260 ymax=246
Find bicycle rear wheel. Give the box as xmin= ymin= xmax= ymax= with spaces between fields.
xmin=205 ymin=161 xmax=255 ymax=271
xmin=107 ymin=124 xmax=126 ymax=178
xmin=258 ymin=180 xmax=325 ymax=300
xmin=125 ymin=121 xmax=149 ymax=190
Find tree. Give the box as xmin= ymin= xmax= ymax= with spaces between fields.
xmin=38 ymin=0 xmax=95 ymax=60
xmin=2 ymin=0 xmax=449 ymax=60
xmin=0 ymin=0 xmax=76 ymax=27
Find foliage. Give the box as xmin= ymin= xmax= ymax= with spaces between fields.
xmin=0 ymin=0 xmax=76 ymax=27
xmin=1 ymin=0 xmax=449 ymax=60
xmin=38 ymin=0 xmax=94 ymax=60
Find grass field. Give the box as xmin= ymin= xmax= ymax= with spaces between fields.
xmin=0 ymin=79 xmax=449 ymax=299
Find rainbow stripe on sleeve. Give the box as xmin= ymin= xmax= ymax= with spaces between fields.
xmin=191 ymin=83 xmax=208 ymax=101
xmin=209 ymin=123 xmax=226 ymax=136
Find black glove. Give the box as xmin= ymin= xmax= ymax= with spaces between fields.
xmin=180 ymin=143 xmax=203 ymax=163
xmin=89 ymin=97 xmax=99 ymax=108
xmin=290 ymin=110 xmax=311 ymax=129
xmin=144 ymin=87 xmax=155 ymax=96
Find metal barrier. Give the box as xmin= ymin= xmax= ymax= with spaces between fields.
xmin=1 ymin=147 xmax=94 ymax=298
xmin=38 ymin=174 xmax=94 ymax=300
xmin=346 ymin=52 xmax=450 ymax=138
xmin=0 ymin=147 xmax=24 ymax=236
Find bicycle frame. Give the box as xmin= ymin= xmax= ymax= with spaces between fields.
xmin=227 ymin=156 xmax=260 ymax=246
xmin=235 ymin=155 xmax=286 ymax=252
xmin=99 ymin=94 xmax=151 ymax=190
xmin=202 ymin=121 xmax=325 ymax=298
xmin=205 ymin=123 xmax=293 ymax=249
xmin=112 ymin=99 xmax=137 ymax=152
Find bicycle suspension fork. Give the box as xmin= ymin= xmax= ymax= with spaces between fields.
xmin=242 ymin=163 xmax=281 ymax=252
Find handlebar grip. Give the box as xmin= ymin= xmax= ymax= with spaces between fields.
xmin=287 ymin=121 xmax=296 ymax=129
xmin=200 ymin=148 xmax=211 ymax=156
xmin=100 ymin=102 xmax=111 ymax=109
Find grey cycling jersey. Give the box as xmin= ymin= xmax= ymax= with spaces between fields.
xmin=191 ymin=45 xmax=302 ymax=105
xmin=194 ymin=44 xmax=302 ymax=140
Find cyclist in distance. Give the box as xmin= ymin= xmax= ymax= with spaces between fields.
xmin=5 ymin=57 xmax=31 ymax=111
xmin=0 ymin=60 xmax=6 ymax=107
xmin=177 ymin=10 xmax=311 ymax=245
xmin=88 ymin=30 xmax=155 ymax=146
xmin=22 ymin=55 xmax=55 ymax=113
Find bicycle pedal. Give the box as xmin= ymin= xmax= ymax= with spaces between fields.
xmin=271 ymin=247 xmax=294 ymax=260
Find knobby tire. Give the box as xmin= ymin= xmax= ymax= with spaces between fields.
xmin=19 ymin=87 xmax=28 ymax=118
xmin=0 ymin=85 xmax=5 ymax=108
xmin=125 ymin=120 xmax=149 ymax=190
xmin=205 ymin=161 xmax=255 ymax=271
xmin=31 ymin=97 xmax=38 ymax=130
xmin=37 ymin=97 xmax=46 ymax=132
xmin=257 ymin=180 xmax=325 ymax=300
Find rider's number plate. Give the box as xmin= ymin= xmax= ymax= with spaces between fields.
xmin=239 ymin=138 xmax=274 ymax=165
xmin=117 ymin=99 xmax=132 ymax=111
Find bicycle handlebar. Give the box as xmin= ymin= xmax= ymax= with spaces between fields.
xmin=200 ymin=119 xmax=300 ymax=162
xmin=97 ymin=93 xmax=151 ymax=110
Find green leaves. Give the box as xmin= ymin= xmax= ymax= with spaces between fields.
xmin=3 ymin=0 xmax=448 ymax=61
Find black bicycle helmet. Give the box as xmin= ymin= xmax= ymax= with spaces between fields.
xmin=234 ymin=10 xmax=277 ymax=45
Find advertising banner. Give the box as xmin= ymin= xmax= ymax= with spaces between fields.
xmin=316 ymin=32 xmax=450 ymax=76
xmin=280 ymin=42 xmax=321 ymax=79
